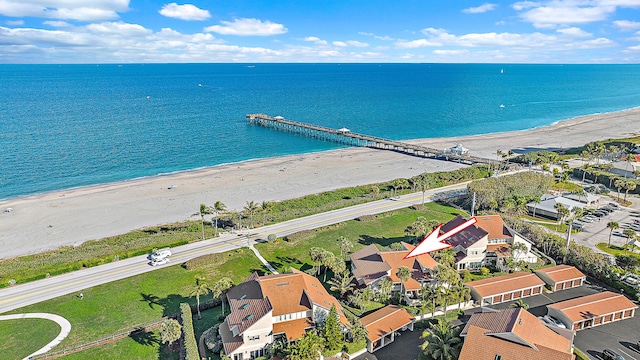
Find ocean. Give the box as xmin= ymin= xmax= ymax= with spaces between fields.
xmin=1 ymin=63 xmax=640 ymax=200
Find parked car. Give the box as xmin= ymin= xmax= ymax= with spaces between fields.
xmin=630 ymin=224 xmax=640 ymax=232
xmin=623 ymin=274 xmax=640 ymax=286
xmin=602 ymin=348 xmax=625 ymax=360
xmin=149 ymin=247 xmax=172 ymax=261
xmin=540 ymin=315 xmax=567 ymax=329
xmin=580 ymin=217 xmax=594 ymax=223
xmin=608 ymin=202 xmax=620 ymax=208
xmin=150 ymin=257 xmax=170 ymax=267
xmin=593 ymin=211 xmax=607 ymax=217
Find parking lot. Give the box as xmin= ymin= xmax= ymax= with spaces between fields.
xmin=572 ymin=197 xmax=640 ymax=252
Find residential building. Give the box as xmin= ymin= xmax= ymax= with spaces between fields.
xmin=360 ymin=305 xmax=415 ymax=352
xmin=440 ymin=215 xmax=537 ymax=271
xmin=547 ymin=291 xmax=637 ymax=331
xmin=219 ymin=269 xmax=349 ymax=360
xmin=459 ymin=308 xmax=575 ymax=360
xmin=535 ymin=265 xmax=586 ymax=291
xmin=350 ymin=242 xmax=438 ymax=305
xmin=527 ymin=194 xmax=585 ymax=220
xmin=465 ymin=272 xmax=545 ymax=306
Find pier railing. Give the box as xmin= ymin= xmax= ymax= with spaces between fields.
xmin=246 ymin=114 xmax=496 ymax=166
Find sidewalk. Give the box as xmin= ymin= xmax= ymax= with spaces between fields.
xmin=0 ymin=312 xmax=71 ymax=359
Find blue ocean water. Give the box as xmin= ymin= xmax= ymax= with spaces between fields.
xmin=1 ymin=63 xmax=640 ymax=200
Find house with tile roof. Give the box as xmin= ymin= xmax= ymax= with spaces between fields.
xmin=350 ymin=242 xmax=438 ymax=305
xmin=465 ymin=272 xmax=545 ymax=305
xmin=219 ymin=269 xmax=349 ymax=360
xmin=459 ymin=308 xmax=575 ymax=360
xmin=535 ymin=265 xmax=586 ymax=291
xmin=360 ymin=305 xmax=415 ymax=352
xmin=440 ymin=215 xmax=537 ymax=271
xmin=547 ymin=291 xmax=637 ymax=331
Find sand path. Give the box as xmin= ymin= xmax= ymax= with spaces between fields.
xmin=1 ymin=108 xmax=639 ymax=259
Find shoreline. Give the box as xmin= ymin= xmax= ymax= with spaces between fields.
xmin=1 ymin=107 xmax=639 ymax=259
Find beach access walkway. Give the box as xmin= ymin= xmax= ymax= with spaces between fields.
xmin=0 ymin=312 xmax=71 ymax=359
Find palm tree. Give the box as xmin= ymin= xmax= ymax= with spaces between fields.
xmin=416 ymin=174 xmax=434 ymax=205
xmin=530 ymin=197 xmax=541 ymax=218
xmin=261 ymin=200 xmax=273 ymax=225
xmin=212 ymin=277 xmax=234 ymax=316
xmin=623 ymin=229 xmax=636 ymax=254
xmin=243 ymin=200 xmax=259 ymax=228
xmin=378 ymin=278 xmax=394 ymax=304
xmin=554 ymin=203 xmax=569 ymax=224
xmin=396 ymin=266 xmax=411 ymax=303
xmin=607 ymin=221 xmax=619 ymax=248
xmin=309 ymin=247 xmax=323 ymax=276
xmin=421 ymin=319 xmax=462 ymax=360
xmin=581 ymin=164 xmax=593 ymax=183
xmin=212 ymin=200 xmax=226 ymax=236
xmin=158 ymin=319 xmax=182 ymax=346
xmin=190 ymin=276 xmax=211 ymax=319
xmin=624 ymin=153 xmax=635 ymax=178
xmin=196 ymin=204 xmax=213 ymax=240
xmin=338 ymin=236 xmax=353 ymax=260
xmin=614 ymin=178 xmax=624 ymax=201
xmin=510 ymin=299 xmax=529 ymax=310
xmin=327 ymin=271 xmax=355 ymax=298
xmin=623 ymin=180 xmax=636 ymax=202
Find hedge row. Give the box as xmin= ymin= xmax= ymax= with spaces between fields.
xmin=180 ymin=303 xmax=199 ymax=360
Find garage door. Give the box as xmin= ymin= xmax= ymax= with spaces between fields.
xmin=493 ymin=296 xmax=500 ymax=303
xmin=604 ymin=314 xmax=613 ymax=322
xmin=573 ymin=322 xmax=581 ymax=331
xmin=614 ymin=312 xmax=622 ymax=320
xmin=503 ymin=293 xmax=512 ymax=301
xmin=523 ymin=289 xmax=531 ymax=296
xmin=624 ymin=310 xmax=633 ymax=317
xmin=558 ymin=282 xmax=565 ymax=290
xmin=594 ymin=317 xmax=602 ymax=325
xmin=572 ymin=279 xmax=582 ymax=287
xmin=513 ymin=291 xmax=521 ymax=299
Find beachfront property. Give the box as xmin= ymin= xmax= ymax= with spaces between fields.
xmin=349 ymin=243 xmax=438 ymax=305
xmin=527 ymin=194 xmax=586 ymax=220
xmin=459 ymin=308 xmax=575 ymax=360
xmin=219 ymin=269 xmax=349 ymax=360
xmin=608 ymin=154 xmax=640 ymax=179
xmin=439 ymin=215 xmax=538 ymax=272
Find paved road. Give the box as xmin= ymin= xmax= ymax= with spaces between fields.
xmin=0 ymin=182 xmax=469 ymax=314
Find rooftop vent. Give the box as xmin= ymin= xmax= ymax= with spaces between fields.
xmin=240 ymin=303 xmax=250 ymax=310
xmin=240 ymin=294 xmax=247 ymax=300
xmin=276 ymin=282 xmax=290 ymax=287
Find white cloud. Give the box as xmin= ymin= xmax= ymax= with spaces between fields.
xmin=613 ymin=20 xmax=640 ymax=31
xmin=86 ymin=22 xmax=151 ymax=37
xmin=433 ymin=49 xmax=469 ymax=55
xmin=623 ymin=44 xmax=640 ymax=51
xmin=204 ymin=18 xmax=287 ymax=36
xmin=333 ymin=41 xmax=347 ymax=47
xmin=557 ymin=27 xmax=592 ymax=37
xmin=462 ymin=3 xmax=497 ymax=14
xmin=396 ymin=39 xmax=441 ymax=48
xmin=303 ymin=36 xmax=327 ymax=45
xmin=346 ymin=40 xmax=369 ymax=47
xmin=43 ymin=21 xmax=71 ymax=28
xmin=0 ymin=0 xmax=129 ymax=21
xmin=159 ymin=3 xmax=210 ymax=21
xmin=6 ymin=19 xmax=23 ymax=26
xmin=513 ymin=0 xmax=640 ymax=29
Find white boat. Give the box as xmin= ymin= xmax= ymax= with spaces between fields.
xmin=499 ymin=104 xmax=505 ymax=108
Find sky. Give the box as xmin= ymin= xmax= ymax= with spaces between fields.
xmin=1 ymin=0 xmax=640 ymax=63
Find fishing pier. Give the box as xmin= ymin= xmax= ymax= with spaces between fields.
xmin=246 ymin=114 xmax=495 ymax=166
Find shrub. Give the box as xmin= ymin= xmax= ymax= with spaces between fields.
xmin=180 ymin=303 xmax=199 ymax=360
xmin=479 ymin=267 xmax=490 ymax=276
xmin=356 ymin=214 xmax=376 ymax=222
xmin=267 ymin=234 xmax=277 ymax=242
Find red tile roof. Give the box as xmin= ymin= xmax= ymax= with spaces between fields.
xmin=465 ymin=272 xmax=545 ymax=298
xmin=475 ymin=215 xmax=513 ymax=239
xmin=273 ymin=318 xmax=314 ymax=341
xmin=360 ymin=305 xmax=414 ymax=342
xmin=548 ymin=291 xmax=637 ymax=323
xmin=459 ymin=308 xmax=574 ymax=360
xmin=535 ymin=265 xmax=585 ymax=284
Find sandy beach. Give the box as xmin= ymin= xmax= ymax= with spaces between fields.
xmin=1 ymin=108 xmax=639 ymax=259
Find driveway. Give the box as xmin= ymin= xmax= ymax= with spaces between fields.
xmin=352 ymin=327 xmax=423 ymax=360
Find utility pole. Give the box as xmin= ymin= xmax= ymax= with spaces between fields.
xmin=471 ymin=192 xmax=476 ymax=217
xmin=563 ymin=222 xmax=573 ymax=264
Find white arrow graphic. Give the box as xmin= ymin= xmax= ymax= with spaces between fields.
xmin=405 ymin=217 xmax=477 ymax=258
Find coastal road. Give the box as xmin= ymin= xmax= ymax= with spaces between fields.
xmin=0 ymin=182 xmax=470 ymax=314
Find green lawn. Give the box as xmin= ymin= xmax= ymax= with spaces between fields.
xmin=0 ymin=318 xmax=61 ymax=359
xmin=59 ymin=328 xmax=179 ymax=360
xmin=4 ymin=249 xmax=263 ymax=350
xmin=596 ymin=242 xmax=640 ymax=257
xmin=256 ymin=202 xmax=466 ymax=273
